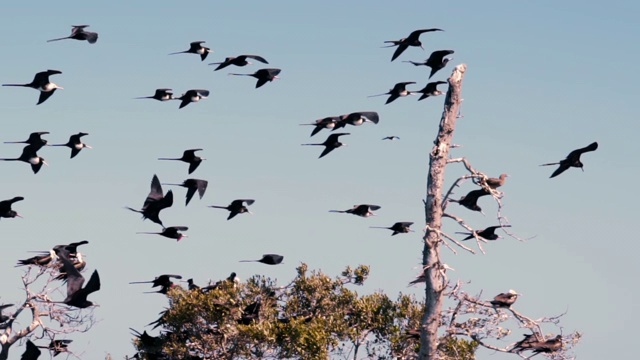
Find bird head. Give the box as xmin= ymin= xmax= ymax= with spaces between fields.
xmin=418 ymin=41 xmax=424 ymax=50
xmin=508 ymin=289 xmax=519 ymax=296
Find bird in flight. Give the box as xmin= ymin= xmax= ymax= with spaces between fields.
xmin=4 ymin=131 xmax=50 ymax=151
xmin=540 ymin=142 xmax=598 ymax=178
xmin=53 ymin=249 xmax=100 ymax=308
xmin=209 ymin=54 xmax=269 ymax=70
xmin=209 ymin=199 xmax=255 ymax=220
xmin=457 ymin=225 xmax=511 ymax=241
xmin=300 ymin=116 xmax=340 ymax=137
xmin=332 ymin=111 xmax=379 ymax=130
xmin=404 ymin=50 xmax=455 ymax=79
xmin=125 ymin=174 xmax=173 ymax=227
xmin=47 ymin=25 xmax=98 ymax=44
xmin=414 ymin=81 xmax=447 ymax=101
xmin=137 ymin=226 xmax=189 ymax=242
xmin=240 ymin=254 xmax=284 ymax=265
xmin=383 ymin=28 xmax=444 ymax=62
xmin=50 ymin=132 xmax=91 ymax=159
xmin=175 ymin=89 xmax=209 ymax=109
xmin=330 ymin=204 xmax=381 ymax=218
xmin=158 ymin=149 xmax=205 ymax=174
xmin=302 ymin=133 xmax=350 ymax=159
xmin=169 ymin=41 xmax=213 ymax=61
xmin=449 ymin=188 xmax=491 ymax=213
xmin=0 ymin=196 xmax=24 ymax=220
xmin=382 ymin=136 xmax=400 ymax=141
xmin=369 ymin=82 xmax=416 ymax=104
xmin=229 ymin=68 xmax=281 ymax=88
xmin=135 ymin=88 xmax=174 ymax=101
xmin=3 ymin=70 xmax=63 ymax=105
xmin=0 ymin=144 xmax=48 ymax=174
xmin=162 ymin=179 xmax=208 ymax=206
xmin=370 ymin=221 xmax=414 ymax=235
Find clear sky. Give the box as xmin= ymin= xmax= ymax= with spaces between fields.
xmin=0 ymin=1 xmax=638 ymax=359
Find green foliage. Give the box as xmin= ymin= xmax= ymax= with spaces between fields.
xmin=131 ymin=264 xmax=476 ymax=360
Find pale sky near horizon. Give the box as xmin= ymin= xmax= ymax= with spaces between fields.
xmin=0 ymin=1 xmax=638 ymax=359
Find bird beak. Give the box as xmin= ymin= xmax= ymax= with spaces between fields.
xmin=58 ymin=86 xmax=64 ymax=90
xmin=42 ymin=160 xmax=49 ymax=166
xmin=420 ymin=45 xmax=424 ymax=50
xmin=85 ymin=145 xmax=93 ymax=149
xmin=201 ymin=157 xmax=207 ymax=160
xmin=15 ymin=213 xmax=23 ymax=218
xmin=247 ymin=210 xmax=254 ymax=215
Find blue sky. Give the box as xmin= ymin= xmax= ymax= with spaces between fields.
xmin=0 ymin=1 xmax=638 ymax=359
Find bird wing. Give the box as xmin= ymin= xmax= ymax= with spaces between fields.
xmin=245 ymin=55 xmax=269 ymax=64
xmin=195 ymin=180 xmax=208 ymax=198
xmin=427 ymin=50 xmax=455 ymax=64
xmin=392 ymin=82 xmax=416 ymax=92
xmin=255 ymin=78 xmax=269 ymax=88
xmin=70 ymin=147 xmax=81 ymax=159
xmin=58 ymin=250 xmax=85 ymax=300
xmin=185 ymin=186 xmax=197 ymax=206
xmin=385 ymin=93 xmax=400 ymax=104
xmin=80 ymin=270 xmax=101 ymax=296
xmin=33 ymin=70 xmax=61 ymax=84
xmin=170 ymin=226 xmax=189 ymax=231
xmin=240 ymin=199 xmax=255 ymax=206
xmin=567 ymin=142 xmax=598 ymax=159
xmin=84 ymin=31 xmax=98 ymax=44
xmin=0 ymin=196 xmax=24 ymax=211
xmin=348 ymin=111 xmax=379 ymax=124
xmin=367 ymin=205 xmax=382 ymax=211
xmin=21 ymin=339 xmax=41 ymax=360
xmin=188 ymin=161 xmax=201 ymax=174
xmin=37 ymin=89 xmax=56 ymax=105
xmin=408 ymin=28 xmax=444 ymax=41
xmin=196 ymin=89 xmax=210 ymax=97
xmin=146 ymin=175 xmax=164 ymax=203
xmin=265 ymin=68 xmax=281 ymax=77
xmin=391 ymin=43 xmax=409 ymax=61
xmin=179 ymin=98 xmax=190 ymax=109
xmin=549 ymin=163 xmax=570 ymax=178
xmin=318 ymin=146 xmax=337 ymax=158
xmin=326 ymin=133 xmax=350 ymax=143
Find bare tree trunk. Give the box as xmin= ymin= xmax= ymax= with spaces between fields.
xmin=420 ymin=64 xmax=467 ymax=360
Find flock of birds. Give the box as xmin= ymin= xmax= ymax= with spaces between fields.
xmin=0 ymin=24 xmax=598 ymax=359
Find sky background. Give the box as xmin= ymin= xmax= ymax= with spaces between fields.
xmin=0 ymin=1 xmax=638 ymax=359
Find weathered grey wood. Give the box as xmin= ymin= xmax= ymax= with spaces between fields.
xmin=420 ymin=64 xmax=467 ymax=360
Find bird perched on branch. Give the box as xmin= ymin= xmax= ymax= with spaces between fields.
xmin=540 ymin=142 xmax=598 ymax=178
xmin=229 ymin=68 xmax=281 ymax=88
xmin=158 ymin=149 xmax=205 ymax=174
xmin=3 ymin=69 xmax=63 ymax=105
xmin=383 ymin=28 xmax=444 ymax=61
xmin=209 ymin=54 xmax=269 ymax=70
xmin=489 ymin=289 xmax=519 ymax=308
xmin=414 ymin=81 xmax=447 ymax=101
xmin=404 ymin=50 xmax=454 ymax=79
xmin=4 ymin=132 xmax=49 ymax=152
xmin=485 ymin=173 xmax=509 ymax=189
xmin=240 ymin=254 xmax=284 ymax=265
xmin=330 ymin=204 xmax=381 ymax=218
xmin=125 ymin=174 xmax=173 ymax=227
xmin=162 ymin=179 xmax=208 ymax=206
xmin=457 ymin=225 xmax=511 ymax=241
xmin=302 ymin=133 xmax=350 ymax=159
xmin=0 ymin=144 xmax=48 ymax=174
xmin=370 ymin=221 xmax=414 ymax=235
xmin=169 ymin=41 xmax=212 ymax=61
xmin=47 ymin=25 xmax=98 ymax=44
xmin=531 ymin=335 xmax=563 ymax=354
xmin=369 ymin=82 xmax=416 ymax=104
xmin=50 ymin=132 xmax=91 ymax=159
xmin=209 ymin=199 xmax=255 ymax=220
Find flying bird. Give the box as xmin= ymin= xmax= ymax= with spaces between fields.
xmin=300 ymin=116 xmax=339 ymax=137
xmin=50 ymin=132 xmax=91 ymax=159
xmin=330 ymin=204 xmax=381 ymax=218
xmin=209 ymin=199 xmax=255 ymax=220
xmin=175 ymin=89 xmax=209 ymax=109
xmin=3 ymin=70 xmax=63 ymax=105
xmin=540 ymin=142 xmax=598 ymax=178
xmin=458 ymin=225 xmax=511 ymax=241
xmin=302 ymin=133 xmax=350 ymax=159
xmin=135 ymin=88 xmax=174 ymax=101
xmin=50 ymin=240 xmax=90 ymax=257
xmin=16 ymin=250 xmax=57 ymax=268
xmin=137 ymin=226 xmax=189 ymax=242
xmin=130 ymin=274 xmax=182 ymax=294
xmin=369 ymin=82 xmax=416 ymax=104
xmin=158 ymin=149 xmax=205 ymax=174
xmin=404 ymin=50 xmax=454 ymax=79
xmin=169 ymin=41 xmax=212 ymax=61
xmin=53 ymin=249 xmax=100 ymax=308
xmin=449 ymin=188 xmax=491 ymax=212
xmin=333 ymin=111 xmax=379 ymax=130
xmin=209 ymin=54 xmax=269 ymax=70
xmin=0 ymin=196 xmax=24 ymax=219
xmin=415 ymin=81 xmax=447 ymax=101
xmin=240 ymin=254 xmax=284 ymax=265
xmin=490 ymin=289 xmax=519 ymax=308
xmin=54 ymin=252 xmax=86 ymax=281
xmin=4 ymin=132 xmax=49 ymax=151
xmin=162 ymin=179 xmax=208 ymax=206
xmin=125 ymin=174 xmax=174 ymax=227
xmin=383 ymin=28 xmax=444 ymax=61
xmin=382 ymin=136 xmax=400 ymax=140
xmin=370 ymin=221 xmax=414 ymax=235
xmin=20 ymin=339 xmax=42 ymax=360
xmin=229 ymin=68 xmax=281 ymax=88
xmin=47 ymin=25 xmax=98 ymax=44
xmin=0 ymin=144 xmax=48 ymax=174
xmin=485 ymin=173 xmax=509 ymax=189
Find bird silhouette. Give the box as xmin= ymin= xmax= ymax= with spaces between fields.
xmin=130 ymin=328 xmax=162 ymax=348
xmin=510 ymin=334 xmax=541 ymax=353
xmin=50 ymin=132 xmax=91 ymax=159
xmin=0 ymin=196 xmax=24 ymax=219
xmin=169 ymin=41 xmax=212 ymax=61
xmin=16 ymin=250 xmax=57 ymax=267
xmin=162 ymin=179 xmax=208 ymax=206
xmin=130 ymin=274 xmax=183 ymax=291
xmin=209 ymin=54 xmax=269 ymax=70
xmin=175 ymin=89 xmax=209 ymax=109
xmin=4 ymin=131 xmax=49 ymax=151
xmin=209 ymin=199 xmax=255 ymax=220
xmin=540 ymin=142 xmax=598 ymax=178
xmin=53 ymin=252 xmax=86 ymax=282
xmin=229 ymin=68 xmax=281 ymax=88
xmin=330 ymin=204 xmax=381 ymax=217
xmin=137 ymin=226 xmax=189 ymax=242
xmin=531 ymin=335 xmax=563 ymax=354
xmin=3 ymin=70 xmax=63 ymax=105
xmin=489 ymin=289 xmax=519 ymax=308
xmin=0 ymin=304 xmax=13 ymax=324
xmin=240 ymin=254 xmax=284 ymax=265
xmin=302 ymin=133 xmax=350 ymax=159
xmin=383 ymin=28 xmax=444 ymax=61
xmin=333 ymin=111 xmax=379 ymax=130
xmin=382 ymin=136 xmax=400 ymax=141
xmin=125 ymin=174 xmax=173 ymax=227
xmin=404 ymin=50 xmax=454 ymax=79
xmin=158 ymin=149 xmax=205 ymax=174
xmin=300 ymin=116 xmax=339 ymax=137
xmin=135 ymin=88 xmax=174 ymax=101
xmin=485 ymin=173 xmax=509 ymax=189
xmin=458 ymin=225 xmax=511 ymax=241
xmin=369 ymin=82 xmax=416 ymax=104
xmin=449 ymin=188 xmax=491 ymax=212
xmin=0 ymin=145 xmax=48 ymax=174
xmin=415 ymin=81 xmax=447 ymax=101
xmin=50 ymin=240 xmax=90 ymax=257
xmin=53 ymin=249 xmax=100 ymax=308
xmin=370 ymin=221 xmax=414 ymax=235
xmin=37 ymin=339 xmax=73 ymax=357
xmin=47 ymin=25 xmax=98 ymax=44
xmin=20 ymin=339 xmax=42 ymax=360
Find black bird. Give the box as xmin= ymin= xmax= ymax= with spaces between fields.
xmin=185 ymin=278 xmax=200 ymax=291
xmin=20 ymin=339 xmax=42 ymax=360
xmin=0 ymin=144 xmax=48 ymax=174
xmin=489 ymin=290 xmax=519 ymax=308
xmin=16 ymin=250 xmax=57 ymax=267
xmin=0 ymin=304 xmax=13 ymax=323
xmin=158 ymin=149 xmax=205 ymax=174
xmin=299 ymin=116 xmax=339 ymax=137
xmin=531 ymin=335 xmax=562 ymax=354
xmin=53 ymin=249 xmax=100 ymax=308
xmin=238 ymin=300 xmax=261 ymax=325
xmin=449 ymin=188 xmax=491 ymax=212
xmin=135 ymin=88 xmax=174 ymax=101
xmin=4 ymin=132 xmax=49 ymax=151
xmin=415 ymin=81 xmax=447 ymax=101
xmin=540 ymin=142 xmax=598 ymax=178
xmin=50 ymin=240 xmax=89 ymax=257
xmin=47 ymin=25 xmax=98 ymax=44
xmin=458 ymin=225 xmax=511 ymax=241
xmin=383 ymin=28 xmax=444 ymax=61
xmin=130 ymin=328 xmax=162 ymax=348
xmin=130 ymin=274 xmax=182 ymax=290
xmin=209 ymin=199 xmax=255 ymax=220
xmin=369 ymin=82 xmax=416 ymax=104
xmin=330 ymin=204 xmax=381 ymax=218
xmin=370 ymin=221 xmax=414 ymax=235
xmin=404 ymin=50 xmax=455 ymax=79
xmin=240 ymin=254 xmax=284 ymax=265
xmin=137 ymin=226 xmax=189 ymax=242
xmin=0 ymin=196 xmax=24 ymax=219
xmin=510 ymin=334 xmax=541 ymax=353
xmin=126 ymin=174 xmax=174 ymax=227
xmin=382 ymin=136 xmax=400 ymax=141
xmin=50 ymin=132 xmax=91 ymax=159
xmin=3 ymin=70 xmax=63 ymax=105
xmin=202 ymin=272 xmax=239 ymax=292
xmin=175 ymin=89 xmax=209 ymax=109
xmin=38 ymin=339 xmax=73 ymax=357
xmin=302 ymin=133 xmax=350 ymax=159
xmin=209 ymin=54 xmax=269 ymax=70
xmin=169 ymin=41 xmax=212 ymax=61
xmin=229 ymin=68 xmax=281 ymax=88
xmin=333 ymin=111 xmax=379 ymax=130
xmin=162 ymin=179 xmax=208 ymax=206
xmin=53 ymin=252 xmax=86 ymax=281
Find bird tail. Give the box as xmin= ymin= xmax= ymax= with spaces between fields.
xmin=369 ymin=226 xmax=389 ymax=229
xmin=328 ymin=210 xmax=346 ymax=213
xmin=129 ymin=280 xmax=153 ymax=284
xmin=134 ymin=96 xmax=153 ymax=99
xmin=367 ymin=93 xmax=388 ymax=98
xmin=239 ymin=260 xmax=258 ymax=262
xmin=158 ymin=158 xmax=180 ymax=161
xmin=2 ymin=84 xmax=28 ymax=87
xmin=3 ymin=141 xmax=26 ymax=144
xmin=301 ymin=143 xmax=322 ymax=146
xmin=0 ymin=158 xmax=18 ymax=161
xmin=48 ymin=144 xmax=67 ymax=147
xmin=161 ymin=183 xmax=183 ymax=186
xmin=539 ymin=162 xmax=559 ymax=166
xmin=208 ymin=205 xmax=227 ymax=209
xmin=168 ymin=51 xmax=187 ymax=55
xmin=403 ymin=61 xmax=422 ymax=66
xmin=125 ymin=206 xmax=141 ymax=214
xmin=47 ymin=36 xmax=71 ymax=42
xmin=228 ymin=73 xmax=251 ymax=76
xmin=136 ymin=232 xmax=158 ymax=235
